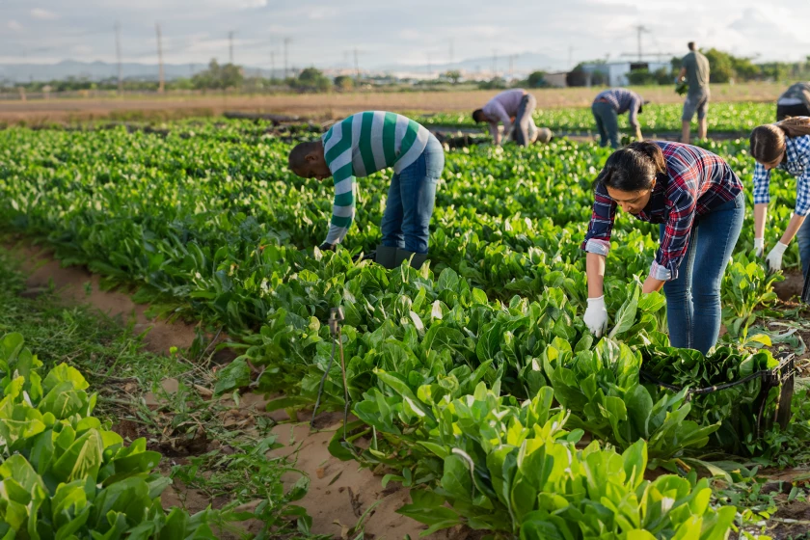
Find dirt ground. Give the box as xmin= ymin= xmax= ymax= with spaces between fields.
xmin=4 ymin=239 xmax=447 ymax=540
xmin=0 ymin=82 xmax=783 ymax=124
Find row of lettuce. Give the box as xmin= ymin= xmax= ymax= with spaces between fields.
xmin=0 ymin=121 xmax=794 ymax=538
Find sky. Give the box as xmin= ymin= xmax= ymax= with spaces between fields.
xmin=1 ymin=0 xmax=808 ymax=71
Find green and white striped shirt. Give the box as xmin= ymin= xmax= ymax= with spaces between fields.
xmin=322 ymin=111 xmax=431 ymax=244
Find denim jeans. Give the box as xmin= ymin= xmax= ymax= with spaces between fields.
xmin=660 ymin=191 xmax=745 ymax=355
xmin=592 ymin=101 xmax=620 ymax=149
xmin=380 ymin=135 xmax=444 ymax=254
xmin=796 ymin=217 xmax=810 ymax=277
xmin=513 ymin=93 xmax=537 ymax=147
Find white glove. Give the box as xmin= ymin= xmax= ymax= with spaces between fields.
xmin=584 ymin=296 xmax=609 ymax=338
xmin=765 ymin=242 xmax=788 ymax=272
xmin=753 ymin=238 xmax=764 ymax=258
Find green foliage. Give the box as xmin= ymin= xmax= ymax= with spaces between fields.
xmin=397 ymin=385 xmax=736 ymax=539
xmin=0 ymin=333 xmax=225 ymax=538
xmin=333 ymin=75 xmax=354 ymax=91
xmin=292 ymin=67 xmax=332 ymax=93
xmin=191 ymin=59 xmax=244 ymax=90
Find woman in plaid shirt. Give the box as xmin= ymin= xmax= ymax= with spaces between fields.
xmin=582 ymin=141 xmax=744 ymax=354
xmin=749 ymin=117 xmax=810 ymax=275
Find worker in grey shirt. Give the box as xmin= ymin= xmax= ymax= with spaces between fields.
xmin=473 ymin=89 xmax=537 ymax=147
xmin=677 ymin=42 xmax=710 ymax=144
xmin=777 ymin=82 xmax=810 ymax=121
xmin=591 ymin=88 xmax=645 ymax=148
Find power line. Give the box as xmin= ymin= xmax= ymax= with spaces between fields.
xmin=283 ymin=37 xmax=291 ymax=79
xmin=155 ymin=23 xmax=164 ymax=93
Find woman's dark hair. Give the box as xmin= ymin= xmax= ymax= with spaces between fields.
xmin=592 ymin=141 xmax=666 ymax=193
xmin=750 ymin=118 xmax=810 ymax=164
xmin=472 ymin=109 xmax=486 ymax=123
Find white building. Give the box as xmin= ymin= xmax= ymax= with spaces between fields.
xmin=581 ymin=61 xmax=671 ymax=87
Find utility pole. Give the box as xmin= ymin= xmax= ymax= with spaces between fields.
xmin=492 ymin=49 xmax=497 ymax=77
xmin=509 ymin=54 xmax=515 ymax=80
xmin=114 ymin=21 xmax=123 ymax=95
xmin=283 ymin=37 xmax=291 ymax=79
xmin=354 ymin=48 xmax=360 ymax=80
xmin=568 ymin=45 xmax=574 ymax=70
xmin=270 ymin=51 xmax=275 ymax=80
xmin=155 ymin=23 xmax=164 ymax=93
xmin=634 ymin=25 xmax=649 ymax=62
xmin=427 ymin=52 xmax=432 ymax=76
xmin=228 ymin=31 xmax=234 ymax=64
xmin=449 ymin=38 xmax=454 ymax=66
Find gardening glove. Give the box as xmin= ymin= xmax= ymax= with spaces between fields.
xmin=753 ymin=238 xmax=764 ymax=258
xmin=584 ymin=296 xmax=609 ymax=338
xmin=765 ymin=242 xmax=788 ymax=273
xmin=318 ymin=242 xmax=336 ymax=252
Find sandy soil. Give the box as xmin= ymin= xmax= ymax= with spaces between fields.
xmin=0 ymin=82 xmax=783 ymax=124
xmin=4 ymin=240 xmax=444 ymax=540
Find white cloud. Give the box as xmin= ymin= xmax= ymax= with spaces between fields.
xmin=72 ymin=45 xmax=93 ymax=55
xmin=8 ymin=20 xmax=23 ymax=32
xmin=31 ymin=8 xmax=59 ymax=20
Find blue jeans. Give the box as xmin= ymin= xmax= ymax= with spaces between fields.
xmin=592 ymin=101 xmax=620 ymax=149
xmin=660 ymin=191 xmax=745 ymax=355
xmin=380 ymin=135 xmax=444 ymax=254
xmin=796 ymin=217 xmax=810 ymax=277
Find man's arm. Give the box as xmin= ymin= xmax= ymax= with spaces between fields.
xmin=677 ymin=67 xmax=686 ymax=82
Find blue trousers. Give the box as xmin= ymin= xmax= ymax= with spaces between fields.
xmin=661 ymin=192 xmax=745 ymax=354
xmin=380 ymin=135 xmax=445 ymax=254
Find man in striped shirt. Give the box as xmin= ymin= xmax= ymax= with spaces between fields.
xmin=288 ymin=111 xmax=445 ymax=269
xmin=591 ymin=88 xmax=645 ymax=149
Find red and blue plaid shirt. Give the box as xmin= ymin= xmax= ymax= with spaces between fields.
xmin=582 ymin=141 xmax=743 ymax=281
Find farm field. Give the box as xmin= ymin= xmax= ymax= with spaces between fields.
xmin=1 ymin=113 xmax=810 ymax=539
xmin=0 ymin=82 xmax=784 ymax=124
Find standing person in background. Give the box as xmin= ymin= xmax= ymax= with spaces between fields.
xmin=582 ymin=141 xmax=744 ymax=355
xmin=749 ymin=118 xmax=810 ymax=276
xmin=473 ymin=88 xmax=537 ymax=147
xmin=777 ymin=82 xmax=810 ymax=121
xmin=591 ymin=88 xmax=646 ymax=149
xmin=288 ymin=111 xmax=445 ymax=270
xmin=677 ymin=42 xmax=711 ymax=144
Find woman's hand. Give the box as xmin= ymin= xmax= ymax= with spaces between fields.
xmin=642 ymin=275 xmax=665 ymax=294
xmin=584 ymin=296 xmax=609 ymax=337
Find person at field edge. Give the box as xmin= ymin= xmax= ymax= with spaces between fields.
xmin=582 ymin=141 xmax=744 ymax=355
xmin=676 ymin=42 xmax=710 ymax=144
xmin=287 ymin=111 xmax=444 ymax=270
xmin=473 ymin=88 xmax=537 ymax=147
xmin=591 ymin=88 xmax=646 ymax=149
xmin=749 ymin=117 xmax=810 ymax=276
xmin=776 ymin=82 xmax=810 ymax=121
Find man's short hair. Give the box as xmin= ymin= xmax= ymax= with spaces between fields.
xmin=289 ymin=141 xmax=316 ymax=172
xmin=472 ymin=109 xmax=486 ymax=123
xmin=688 ymin=42 xmax=696 ymax=51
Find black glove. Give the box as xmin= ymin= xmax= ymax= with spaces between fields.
xmin=318 ymin=242 xmax=336 ymax=252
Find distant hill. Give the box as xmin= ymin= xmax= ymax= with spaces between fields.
xmin=0 ymin=52 xmax=569 ymax=83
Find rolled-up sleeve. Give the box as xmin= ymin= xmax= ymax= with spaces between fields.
xmin=752 ymin=162 xmax=770 ymax=206
xmin=651 ymin=184 xmax=697 ymax=281
xmin=628 ymin=94 xmax=641 ymax=129
xmin=581 ymin=183 xmax=617 ymax=256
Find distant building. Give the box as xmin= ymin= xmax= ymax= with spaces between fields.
xmin=580 ymin=61 xmax=670 ymax=87
xmin=543 ymin=72 xmax=568 ymax=88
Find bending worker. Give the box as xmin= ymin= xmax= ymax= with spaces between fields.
xmin=473 ymin=88 xmax=537 ymax=146
xmin=676 ymin=42 xmax=711 ymax=144
xmin=582 ymin=141 xmax=744 ymax=355
xmin=592 ymin=87 xmax=645 ymax=149
xmin=777 ymin=82 xmax=810 ymax=121
xmin=749 ymin=117 xmax=810 ymax=275
xmin=288 ymin=111 xmax=445 ymax=270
